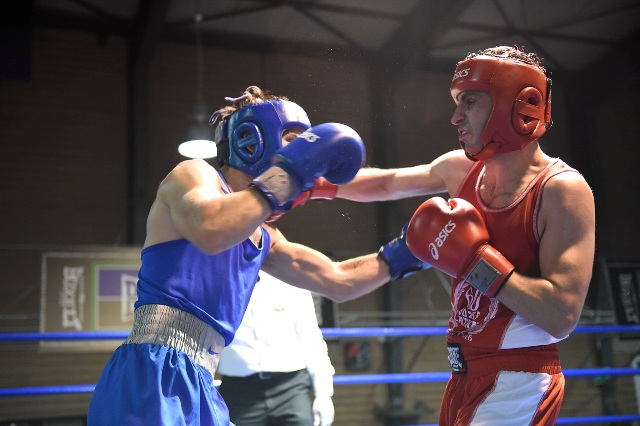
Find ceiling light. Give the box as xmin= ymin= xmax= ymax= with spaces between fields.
xmin=178 ymin=10 xmax=216 ymax=159
xmin=178 ymin=100 xmax=216 ymax=159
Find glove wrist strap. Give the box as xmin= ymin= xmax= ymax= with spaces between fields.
xmin=463 ymin=245 xmax=515 ymax=298
xmin=251 ymin=166 xmax=300 ymax=212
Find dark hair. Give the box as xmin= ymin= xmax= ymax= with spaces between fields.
xmin=465 ymin=45 xmax=545 ymax=73
xmin=210 ymin=86 xmax=289 ymax=126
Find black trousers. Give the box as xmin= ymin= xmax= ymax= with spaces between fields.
xmin=219 ymin=369 xmax=313 ymax=426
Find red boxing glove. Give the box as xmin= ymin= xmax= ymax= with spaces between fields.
xmin=406 ymin=197 xmax=514 ymax=298
xmin=308 ymin=177 xmax=339 ymax=200
xmin=266 ymin=177 xmax=339 ymax=222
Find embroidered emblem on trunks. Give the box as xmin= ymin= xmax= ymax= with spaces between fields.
xmin=447 ymin=342 xmax=467 ymax=374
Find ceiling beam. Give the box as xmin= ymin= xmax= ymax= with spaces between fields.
xmin=237 ymin=0 xmax=410 ymax=20
xmin=126 ymin=0 xmax=171 ymax=245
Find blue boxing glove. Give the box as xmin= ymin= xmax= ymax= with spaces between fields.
xmin=252 ymin=123 xmax=365 ymax=212
xmin=379 ymin=224 xmax=431 ymax=280
xmin=275 ymin=123 xmax=365 ymax=188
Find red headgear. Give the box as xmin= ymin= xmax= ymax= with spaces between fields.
xmin=450 ymin=55 xmax=552 ymax=161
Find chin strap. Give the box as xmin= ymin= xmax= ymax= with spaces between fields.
xmin=462 ymin=140 xmax=500 ymax=162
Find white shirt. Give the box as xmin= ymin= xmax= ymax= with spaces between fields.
xmin=218 ymin=272 xmax=335 ymax=397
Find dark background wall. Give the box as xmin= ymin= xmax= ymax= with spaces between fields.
xmin=2 ymin=26 xmax=640 ymax=270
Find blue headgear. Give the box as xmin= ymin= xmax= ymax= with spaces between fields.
xmin=213 ymin=100 xmax=311 ymax=177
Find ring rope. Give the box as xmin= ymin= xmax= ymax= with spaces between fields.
xmin=1 ymin=367 xmax=638 ymax=397
xmin=2 ymin=324 xmax=639 ymax=341
xmin=2 ymin=325 xmax=639 ymax=425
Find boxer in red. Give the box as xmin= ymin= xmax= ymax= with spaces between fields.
xmin=333 ymin=46 xmax=596 ymax=425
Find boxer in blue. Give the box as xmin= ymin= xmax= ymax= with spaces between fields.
xmin=86 ymin=86 xmax=428 ymax=425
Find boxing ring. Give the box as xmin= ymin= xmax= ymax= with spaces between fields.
xmin=1 ymin=325 xmax=640 ymax=425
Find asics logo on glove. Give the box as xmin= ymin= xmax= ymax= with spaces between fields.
xmin=429 ymin=219 xmax=456 ymax=260
xmin=407 ymin=197 xmax=515 ymax=297
xmin=298 ymin=130 xmax=320 ymax=142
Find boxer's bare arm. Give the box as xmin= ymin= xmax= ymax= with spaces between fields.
xmin=145 ymin=159 xmax=270 ymax=254
xmin=496 ymin=172 xmax=596 ymax=338
xmin=261 ymin=224 xmax=390 ymax=302
xmin=336 ymin=149 xmax=474 ymax=202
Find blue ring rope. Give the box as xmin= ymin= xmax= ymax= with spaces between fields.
xmin=1 ymin=324 xmax=639 ymax=341
xmin=2 ymin=325 xmax=639 ymax=425
xmin=1 ymin=368 xmax=638 ymax=396
xmin=403 ymin=415 xmax=640 ymax=426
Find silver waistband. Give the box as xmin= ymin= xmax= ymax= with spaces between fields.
xmin=123 ymin=304 xmax=225 ymax=377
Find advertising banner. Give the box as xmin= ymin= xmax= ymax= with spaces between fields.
xmin=40 ymin=249 xmax=141 ymax=350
